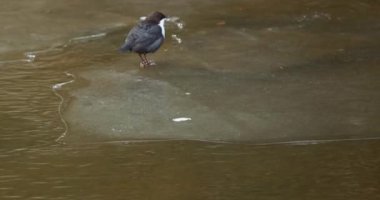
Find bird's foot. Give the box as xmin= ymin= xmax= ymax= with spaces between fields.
xmin=148 ymin=60 xmax=156 ymax=66
xmin=139 ymin=61 xmax=150 ymax=68
xmin=139 ymin=60 xmax=156 ymax=68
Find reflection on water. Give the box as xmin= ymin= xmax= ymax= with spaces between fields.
xmin=1 ymin=0 xmax=380 ymax=199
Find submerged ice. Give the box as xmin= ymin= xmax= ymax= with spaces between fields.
xmin=64 ymin=69 xmax=242 ymax=143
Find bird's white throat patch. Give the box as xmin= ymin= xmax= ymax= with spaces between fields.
xmin=159 ymin=19 xmax=166 ymax=38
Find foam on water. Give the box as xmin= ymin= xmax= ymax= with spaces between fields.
xmin=52 ymin=72 xmax=76 ymax=143
xmin=70 ymin=33 xmax=107 ymax=43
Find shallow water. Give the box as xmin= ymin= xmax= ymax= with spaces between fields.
xmin=1 ymin=0 xmax=380 ymax=199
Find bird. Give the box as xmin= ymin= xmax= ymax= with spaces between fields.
xmin=120 ymin=11 xmax=167 ymax=68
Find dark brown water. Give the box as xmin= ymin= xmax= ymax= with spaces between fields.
xmin=1 ymin=0 xmax=380 ymax=199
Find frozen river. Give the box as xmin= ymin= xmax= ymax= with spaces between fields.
xmin=1 ymin=0 xmax=380 ymax=199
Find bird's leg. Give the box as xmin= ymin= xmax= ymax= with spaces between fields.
xmin=138 ymin=53 xmax=149 ymax=68
xmin=143 ymin=54 xmax=156 ymax=66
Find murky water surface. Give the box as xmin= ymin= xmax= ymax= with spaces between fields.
xmin=1 ymin=0 xmax=380 ymax=199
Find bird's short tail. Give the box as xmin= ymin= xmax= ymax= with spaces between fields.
xmin=119 ymin=42 xmax=132 ymax=52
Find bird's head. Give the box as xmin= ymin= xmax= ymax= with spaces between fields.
xmin=145 ymin=11 xmax=167 ymax=24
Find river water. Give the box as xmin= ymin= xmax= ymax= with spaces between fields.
xmin=1 ymin=0 xmax=380 ymax=199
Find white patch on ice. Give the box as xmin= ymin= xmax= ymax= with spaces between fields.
xmin=172 ymin=117 xmax=192 ymax=122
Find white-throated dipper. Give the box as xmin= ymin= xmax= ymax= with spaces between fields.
xmin=120 ymin=11 xmax=167 ymax=68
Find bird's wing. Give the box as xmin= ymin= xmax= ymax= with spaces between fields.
xmin=123 ymin=23 xmax=163 ymax=52
xmin=120 ymin=26 xmax=139 ymax=51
